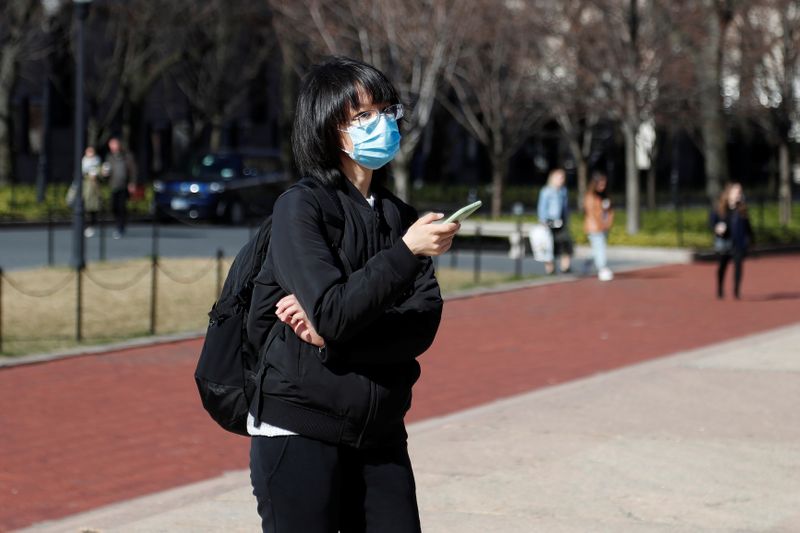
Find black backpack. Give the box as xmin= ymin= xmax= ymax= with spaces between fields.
xmin=194 ymin=178 xmax=347 ymax=436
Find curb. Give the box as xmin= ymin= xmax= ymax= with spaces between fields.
xmin=0 ymin=215 xmax=153 ymax=230
xmin=693 ymin=244 xmax=800 ymax=262
xmin=0 ymin=330 xmax=205 ymax=369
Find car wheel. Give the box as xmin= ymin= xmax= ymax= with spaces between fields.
xmin=229 ymin=201 xmax=246 ymax=225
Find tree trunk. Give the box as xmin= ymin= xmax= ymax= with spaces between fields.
xmin=392 ymin=147 xmax=410 ymax=202
xmin=566 ymin=136 xmax=588 ymax=212
xmin=647 ymin=163 xmax=656 ymax=210
xmin=0 ymin=44 xmax=18 ymax=187
xmin=779 ymin=140 xmax=791 ymax=226
xmin=697 ymin=4 xmax=728 ymax=203
xmin=622 ymin=120 xmax=640 ymax=234
xmin=701 ymin=102 xmax=728 ymax=203
xmin=576 ymin=157 xmax=588 ymax=212
xmin=490 ymin=156 xmax=505 ymax=219
xmin=209 ymin=116 xmax=222 ymax=152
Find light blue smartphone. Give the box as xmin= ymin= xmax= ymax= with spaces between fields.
xmin=439 ymin=200 xmax=482 ymax=224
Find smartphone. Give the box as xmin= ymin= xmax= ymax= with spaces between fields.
xmin=438 ymin=200 xmax=483 ymax=224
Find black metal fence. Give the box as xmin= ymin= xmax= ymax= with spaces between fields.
xmin=0 ymin=247 xmax=227 ymax=355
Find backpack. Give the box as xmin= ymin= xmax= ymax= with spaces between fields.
xmin=194 ymin=178 xmax=347 ymax=436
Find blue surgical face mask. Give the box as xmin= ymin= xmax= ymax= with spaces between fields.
xmin=343 ymin=115 xmax=401 ymax=170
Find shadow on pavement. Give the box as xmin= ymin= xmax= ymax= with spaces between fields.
xmin=745 ymin=291 xmax=800 ymax=302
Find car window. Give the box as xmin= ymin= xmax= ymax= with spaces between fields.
xmin=191 ymin=155 xmax=241 ymax=181
xmin=242 ymin=157 xmax=282 ymax=177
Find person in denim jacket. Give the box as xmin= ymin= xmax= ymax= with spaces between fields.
xmin=537 ymin=168 xmax=573 ymax=274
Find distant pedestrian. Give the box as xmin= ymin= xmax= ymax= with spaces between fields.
xmin=584 ymin=171 xmax=614 ymax=281
xmin=537 ymin=168 xmax=572 ymax=274
xmin=710 ymin=182 xmax=753 ymax=299
xmin=81 ymin=146 xmax=102 ymax=238
xmin=102 ymin=137 xmax=136 ymax=239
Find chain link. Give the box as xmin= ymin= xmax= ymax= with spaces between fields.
xmin=1 ymin=271 xmax=75 ymax=298
xmin=83 ymin=265 xmax=151 ymax=291
xmin=156 ymin=259 xmax=217 ymax=285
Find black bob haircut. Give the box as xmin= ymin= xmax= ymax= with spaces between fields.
xmin=292 ymin=56 xmax=401 ymax=188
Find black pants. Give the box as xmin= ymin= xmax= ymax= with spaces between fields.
xmin=111 ymin=188 xmax=128 ymax=233
xmin=717 ymin=249 xmax=745 ymax=298
xmin=250 ymin=436 xmax=421 ymax=533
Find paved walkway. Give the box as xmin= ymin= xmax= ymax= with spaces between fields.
xmin=2 ymin=255 xmax=799 ymax=531
xmin=22 ymin=323 xmax=800 ymax=532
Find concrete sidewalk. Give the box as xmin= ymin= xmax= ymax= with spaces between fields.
xmin=22 ymin=323 xmax=800 ymax=532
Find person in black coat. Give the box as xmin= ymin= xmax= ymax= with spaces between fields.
xmin=245 ymin=57 xmax=460 ymax=532
xmin=710 ymin=182 xmax=754 ymax=299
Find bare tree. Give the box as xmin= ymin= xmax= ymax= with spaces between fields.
xmin=80 ymin=2 xmax=185 ymax=151
xmin=737 ymin=0 xmax=799 ymax=225
xmin=537 ymin=0 xmax=601 ymax=210
xmin=660 ymin=1 xmax=745 ymax=203
xmin=270 ymin=0 xmax=464 ymax=201
xmin=440 ymin=0 xmax=546 ymax=218
xmin=579 ymin=0 xmax=668 ymax=234
xmin=0 ymin=0 xmax=41 ymax=187
xmin=171 ymin=1 xmax=274 ymax=151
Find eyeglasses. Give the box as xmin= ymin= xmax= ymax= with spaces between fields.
xmin=348 ymin=104 xmax=404 ymax=128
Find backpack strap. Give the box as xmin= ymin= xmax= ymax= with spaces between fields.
xmin=297 ymin=177 xmax=353 ymax=276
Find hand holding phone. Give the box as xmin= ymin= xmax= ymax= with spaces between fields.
xmin=403 ymin=211 xmax=461 ymax=256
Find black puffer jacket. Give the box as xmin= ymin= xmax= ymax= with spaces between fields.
xmin=247 ymin=178 xmax=443 ymax=449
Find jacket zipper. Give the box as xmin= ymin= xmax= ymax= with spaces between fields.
xmin=356 ymin=207 xmax=382 ymax=448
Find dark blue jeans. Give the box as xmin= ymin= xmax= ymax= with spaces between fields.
xmin=111 ymin=188 xmax=127 ymax=233
xmin=249 ymin=435 xmax=421 ymax=533
xmin=717 ymin=248 xmax=745 ymax=298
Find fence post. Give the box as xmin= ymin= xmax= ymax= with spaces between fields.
xmin=514 ymin=217 xmax=523 ymax=279
xmin=450 ymin=246 xmax=458 ymax=269
xmin=75 ymin=266 xmax=83 ymax=342
xmin=47 ymin=209 xmax=55 ymax=266
xmin=474 ymin=225 xmax=482 ymax=284
xmin=150 ymin=253 xmax=158 ymax=335
xmin=0 ymin=267 xmax=4 ymax=353
xmin=216 ymin=248 xmax=224 ymax=297
xmin=151 ymin=215 xmax=160 ymax=258
xmin=99 ymin=206 xmax=106 ymax=262
xmin=676 ymin=194 xmax=684 ymax=248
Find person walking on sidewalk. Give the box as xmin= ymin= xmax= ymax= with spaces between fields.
xmin=584 ymin=171 xmax=615 ymax=281
xmin=81 ymin=146 xmax=102 ymax=238
xmin=537 ymin=168 xmax=573 ymax=274
xmin=710 ymin=182 xmax=754 ymax=299
xmin=102 ymin=137 xmax=136 ymax=239
xmin=245 ymin=56 xmax=459 ymax=533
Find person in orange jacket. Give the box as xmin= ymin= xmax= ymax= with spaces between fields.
xmin=583 ymin=171 xmax=615 ymax=281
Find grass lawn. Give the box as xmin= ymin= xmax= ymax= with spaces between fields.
xmin=0 ymin=184 xmax=152 ymax=222
xmin=0 ymin=259 xmax=517 ymax=357
xmin=477 ymin=203 xmax=800 ymax=249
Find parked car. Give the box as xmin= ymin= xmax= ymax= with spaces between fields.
xmin=152 ymin=150 xmax=289 ymax=224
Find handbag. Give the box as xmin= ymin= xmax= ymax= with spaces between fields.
xmin=714 ymin=236 xmax=733 ymax=253
xmin=529 ymin=224 xmax=554 ymax=263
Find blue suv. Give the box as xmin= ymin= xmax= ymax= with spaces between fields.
xmin=153 ymin=150 xmax=289 ymax=224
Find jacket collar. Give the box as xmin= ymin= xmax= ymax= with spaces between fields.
xmin=343 ymin=177 xmax=380 ymax=210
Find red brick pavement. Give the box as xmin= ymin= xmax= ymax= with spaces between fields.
xmin=1 ymin=256 xmax=799 ymax=531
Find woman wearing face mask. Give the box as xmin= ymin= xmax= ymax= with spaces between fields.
xmin=245 ymin=57 xmax=459 ymax=532
xmin=710 ymin=182 xmax=753 ymax=299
